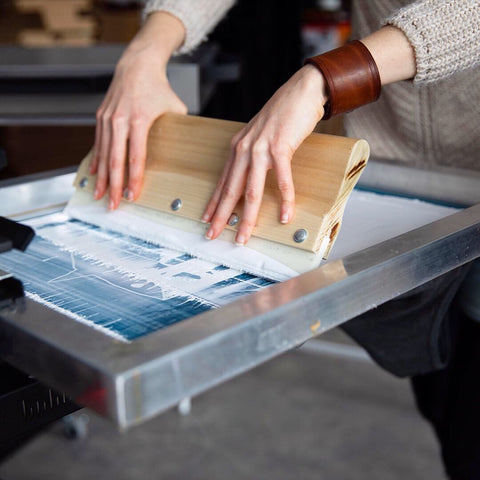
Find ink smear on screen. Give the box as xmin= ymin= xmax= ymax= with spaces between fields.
xmin=0 ymin=214 xmax=274 ymax=341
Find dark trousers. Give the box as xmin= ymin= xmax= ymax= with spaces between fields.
xmin=343 ymin=266 xmax=479 ymax=479
xmin=412 ymin=308 xmax=480 ymax=480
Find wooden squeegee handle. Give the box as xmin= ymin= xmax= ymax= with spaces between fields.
xmin=74 ymin=114 xmax=369 ymax=255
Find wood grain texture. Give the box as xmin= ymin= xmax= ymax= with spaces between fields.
xmin=74 ymin=113 xmax=369 ymax=256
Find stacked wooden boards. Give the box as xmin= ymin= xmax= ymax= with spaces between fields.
xmin=0 ymin=0 xmax=142 ymax=45
xmin=15 ymin=0 xmax=96 ymax=46
xmin=71 ymin=113 xmax=369 ymax=276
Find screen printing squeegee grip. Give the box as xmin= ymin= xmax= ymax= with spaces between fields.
xmin=69 ymin=113 xmax=369 ymax=279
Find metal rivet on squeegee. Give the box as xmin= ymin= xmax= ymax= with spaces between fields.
xmin=293 ymin=229 xmax=308 ymax=243
xmin=171 ymin=198 xmax=182 ymax=211
xmin=228 ymin=213 xmax=239 ymax=226
xmin=79 ymin=177 xmax=88 ymax=188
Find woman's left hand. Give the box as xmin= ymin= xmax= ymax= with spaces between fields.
xmin=202 ymin=64 xmax=328 ymax=246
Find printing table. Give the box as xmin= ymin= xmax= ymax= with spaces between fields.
xmin=0 ymin=160 xmax=479 ymax=430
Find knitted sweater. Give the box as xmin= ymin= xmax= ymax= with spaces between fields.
xmin=144 ymin=0 xmax=480 ymax=170
xmin=346 ymin=0 xmax=480 ymax=171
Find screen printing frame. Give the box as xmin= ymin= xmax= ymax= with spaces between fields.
xmin=1 ymin=161 xmax=480 ymax=430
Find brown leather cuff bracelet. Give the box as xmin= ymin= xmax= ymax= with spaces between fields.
xmin=305 ymin=40 xmax=381 ymax=120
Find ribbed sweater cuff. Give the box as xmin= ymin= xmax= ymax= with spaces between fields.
xmin=385 ymin=0 xmax=480 ymax=84
xmin=143 ymin=0 xmax=235 ymax=55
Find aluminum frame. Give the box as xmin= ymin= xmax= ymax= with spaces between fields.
xmin=1 ymin=161 xmax=479 ymax=429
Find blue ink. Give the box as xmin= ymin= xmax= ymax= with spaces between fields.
xmin=174 ymin=272 xmax=202 ymax=280
xmin=0 ymin=218 xmax=275 ymax=341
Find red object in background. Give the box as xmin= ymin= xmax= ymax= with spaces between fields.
xmin=301 ymin=3 xmax=351 ymax=59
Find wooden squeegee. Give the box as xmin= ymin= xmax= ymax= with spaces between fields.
xmin=69 ymin=113 xmax=369 ymax=279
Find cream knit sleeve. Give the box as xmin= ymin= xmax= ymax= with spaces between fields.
xmin=385 ymin=0 xmax=480 ymax=84
xmin=143 ymin=0 xmax=236 ymax=55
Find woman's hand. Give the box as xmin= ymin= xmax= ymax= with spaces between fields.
xmin=90 ymin=12 xmax=187 ymax=210
xmin=202 ymin=64 xmax=328 ymax=245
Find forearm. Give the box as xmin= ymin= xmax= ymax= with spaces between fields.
xmin=118 ymin=11 xmax=186 ymax=71
xmin=360 ymin=26 xmax=416 ymax=85
xmin=143 ymin=0 xmax=236 ymax=55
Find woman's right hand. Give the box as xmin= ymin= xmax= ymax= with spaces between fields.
xmin=90 ymin=12 xmax=187 ymax=210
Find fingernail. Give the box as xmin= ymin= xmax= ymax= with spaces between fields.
xmin=281 ymin=212 xmax=289 ymax=224
xmin=205 ymin=229 xmax=213 ymax=240
xmin=123 ymin=188 xmax=134 ymax=201
xmin=235 ymin=234 xmax=245 ymax=246
xmin=108 ymin=199 xmax=114 ymax=211
xmin=94 ymin=188 xmax=99 ymax=199
xmin=201 ymin=213 xmax=209 ymax=224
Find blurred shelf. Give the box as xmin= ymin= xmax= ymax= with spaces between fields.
xmin=0 ymin=44 xmax=239 ymax=124
xmin=0 ymin=45 xmax=124 ymax=78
